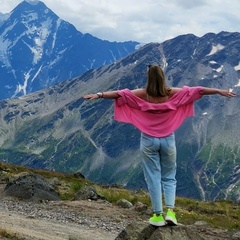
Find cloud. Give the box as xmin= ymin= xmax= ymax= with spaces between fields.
xmin=172 ymin=0 xmax=207 ymax=9
xmin=0 ymin=0 xmax=240 ymax=43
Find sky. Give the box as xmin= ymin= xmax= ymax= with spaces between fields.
xmin=0 ymin=0 xmax=240 ymax=43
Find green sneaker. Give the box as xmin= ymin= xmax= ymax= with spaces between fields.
xmin=165 ymin=209 xmax=177 ymax=225
xmin=149 ymin=213 xmax=166 ymax=227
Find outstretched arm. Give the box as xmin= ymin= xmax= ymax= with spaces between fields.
xmin=200 ymin=88 xmax=236 ymax=98
xmin=83 ymin=91 xmax=120 ymax=100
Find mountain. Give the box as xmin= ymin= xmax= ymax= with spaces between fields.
xmin=0 ymin=0 xmax=140 ymax=100
xmin=0 ymin=31 xmax=239 ymax=202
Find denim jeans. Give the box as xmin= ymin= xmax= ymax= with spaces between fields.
xmin=140 ymin=132 xmax=177 ymax=214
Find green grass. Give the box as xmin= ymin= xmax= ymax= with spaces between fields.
xmin=95 ymin=186 xmax=150 ymax=205
xmin=0 ymin=228 xmax=25 ymax=240
xmin=176 ymin=197 xmax=240 ymax=230
xmin=68 ymin=237 xmax=78 ymax=240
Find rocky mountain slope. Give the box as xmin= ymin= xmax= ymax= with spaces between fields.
xmin=0 ymin=0 xmax=139 ymax=100
xmin=0 ymin=31 xmax=239 ymax=202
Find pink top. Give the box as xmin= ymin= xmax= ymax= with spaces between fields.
xmin=114 ymin=86 xmax=203 ymax=137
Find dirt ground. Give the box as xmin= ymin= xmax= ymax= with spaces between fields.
xmin=0 ymin=197 xmax=146 ymax=240
xmin=0 ymin=209 xmax=112 ymax=240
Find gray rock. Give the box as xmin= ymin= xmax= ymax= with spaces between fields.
xmin=134 ymin=201 xmax=148 ymax=212
xmin=74 ymin=185 xmax=99 ymax=200
xmin=115 ymin=223 xmax=206 ymax=240
xmin=117 ymin=199 xmax=133 ymax=209
xmin=3 ymin=173 xmax=61 ymax=201
xmin=194 ymin=221 xmax=209 ymax=226
xmin=73 ymin=172 xmax=85 ymax=179
xmin=48 ymin=177 xmax=61 ymax=187
xmin=232 ymin=231 xmax=240 ymax=240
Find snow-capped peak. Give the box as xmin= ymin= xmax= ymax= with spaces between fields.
xmin=24 ymin=0 xmax=40 ymax=5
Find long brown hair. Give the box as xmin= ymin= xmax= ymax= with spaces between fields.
xmin=146 ymin=65 xmax=170 ymax=97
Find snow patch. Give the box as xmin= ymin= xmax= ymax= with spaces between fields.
xmin=31 ymin=65 xmax=42 ymax=84
xmin=162 ymin=57 xmax=168 ymax=69
xmin=234 ymin=63 xmax=240 ymax=86
xmin=234 ymin=62 xmax=240 ymax=71
xmin=13 ymin=71 xmax=30 ymax=97
xmin=209 ymin=60 xmax=217 ymax=64
xmin=135 ymin=43 xmax=146 ymax=50
xmin=52 ymin=18 xmax=61 ymax=50
xmin=234 ymin=80 xmax=240 ymax=87
xmin=0 ymin=20 xmax=19 ymax=67
xmin=206 ymin=44 xmax=225 ymax=56
xmin=25 ymin=0 xmax=39 ymax=5
xmin=26 ymin=12 xmax=38 ymax=22
xmin=215 ymin=65 xmax=223 ymax=72
xmin=22 ymin=17 xmax=52 ymax=64
xmin=109 ymin=50 xmax=117 ymax=62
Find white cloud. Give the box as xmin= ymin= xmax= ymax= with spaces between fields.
xmin=0 ymin=0 xmax=240 ymax=43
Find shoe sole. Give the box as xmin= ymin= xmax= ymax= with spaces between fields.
xmin=149 ymin=220 xmax=167 ymax=227
xmin=165 ymin=217 xmax=177 ymax=226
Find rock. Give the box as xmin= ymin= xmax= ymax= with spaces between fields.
xmin=194 ymin=221 xmax=209 ymax=226
xmin=73 ymin=171 xmax=85 ymax=179
xmin=116 ymin=222 xmax=207 ymax=240
xmin=48 ymin=177 xmax=61 ymax=187
xmin=115 ymin=222 xmax=146 ymax=240
xmin=3 ymin=173 xmax=61 ymax=201
xmin=117 ymin=199 xmax=133 ymax=209
xmin=74 ymin=185 xmax=99 ymax=200
xmin=232 ymin=231 xmax=240 ymax=240
xmin=115 ymin=222 xmax=237 ymax=240
xmin=134 ymin=201 xmax=148 ymax=212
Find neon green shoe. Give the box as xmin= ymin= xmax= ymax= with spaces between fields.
xmin=165 ymin=209 xmax=177 ymax=225
xmin=149 ymin=213 xmax=166 ymax=227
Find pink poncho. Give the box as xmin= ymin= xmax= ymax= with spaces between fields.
xmin=114 ymin=86 xmax=203 ymax=137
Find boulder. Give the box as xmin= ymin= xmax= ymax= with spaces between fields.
xmin=3 ymin=173 xmax=61 ymax=201
xmin=115 ymin=222 xmax=235 ymax=240
xmin=115 ymin=223 xmax=205 ymax=240
xmin=74 ymin=185 xmax=100 ymax=200
xmin=116 ymin=199 xmax=133 ymax=209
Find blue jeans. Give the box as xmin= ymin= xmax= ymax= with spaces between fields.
xmin=140 ymin=132 xmax=177 ymax=214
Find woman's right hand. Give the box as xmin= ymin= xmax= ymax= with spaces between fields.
xmin=218 ymin=89 xmax=237 ymax=98
xmin=82 ymin=94 xmax=100 ymax=100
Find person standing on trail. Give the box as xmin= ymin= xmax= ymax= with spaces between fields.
xmin=83 ymin=64 xmax=236 ymax=227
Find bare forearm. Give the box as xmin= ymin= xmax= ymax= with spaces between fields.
xmin=101 ymin=91 xmax=120 ymax=99
xmin=200 ymin=88 xmax=221 ymax=95
xmin=83 ymin=90 xmax=120 ymax=100
xmin=201 ymin=87 xmax=236 ymax=97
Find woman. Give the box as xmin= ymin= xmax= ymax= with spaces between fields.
xmin=83 ymin=65 xmax=236 ymax=227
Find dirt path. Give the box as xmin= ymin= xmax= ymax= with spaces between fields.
xmin=0 ymin=197 xmax=141 ymax=240
xmin=0 ymin=206 xmax=117 ymax=240
xmin=0 ymin=210 xmax=117 ymax=240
